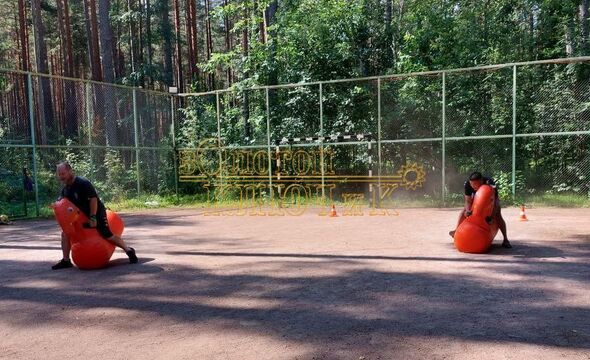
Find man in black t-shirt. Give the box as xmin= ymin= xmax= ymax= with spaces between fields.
xmin=51 ymin=161 xmax=138 ymax=269
xmin=449 ymin=171 xmax=512 ymax=248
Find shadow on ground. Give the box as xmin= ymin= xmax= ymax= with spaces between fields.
xmin=1 ymin=239 xmax=589 ymax=354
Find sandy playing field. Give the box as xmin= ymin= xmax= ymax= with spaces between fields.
xmin=0 ymin=206 xmax=589 ymax=359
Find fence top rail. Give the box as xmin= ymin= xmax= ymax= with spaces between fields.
xmin=177 ymin=56 xmax=590 ymax=97
xmin=0 ymin=68 xmax=173 ymax=97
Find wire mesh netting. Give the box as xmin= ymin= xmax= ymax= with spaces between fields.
xmin=516 ymin=135 xmax=590 ymax=199
xmin=177 ymin=61 xmax=589 ymax=208
xmin=517 ymin=64 xmax=590 ymax=134
xmin=381 ymin=74 xmax=442 ymax=140
xmin=0 ymin=147 xmax=34 ymax=218
xmin=0 ymin=72 xmax=30 ymax=144
xmin=269 ymin=84 xmax=321 ymax=142
xmin=2 ymin=59 xmax=590 ymax=218
xmin=0 ymin=72 xmax=174 ymax=217
xmin=446 ymin=67 xmax=513 ymax=138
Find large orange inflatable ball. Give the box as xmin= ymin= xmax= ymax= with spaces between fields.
xmin=53 ymin=199 xmax=123 ymax=270
xmin=106 ymin=210 xmax=125 ymax=237
xmin=70 ymin=227 xmax=116 ymax=269
xmin=453 ymin=184 xmax=499 ymax=254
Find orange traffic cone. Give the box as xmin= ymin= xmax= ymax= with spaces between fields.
xmin=519 ymin=205 xmax=528 ymax=221
xmin=329 ymin=204 xmax=338 ymax=217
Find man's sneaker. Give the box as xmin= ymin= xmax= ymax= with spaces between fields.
xmin=502 ymin=240 xmax=512 ymax=249
xmin=52 ymin=259 xmax=73 ymax=270
xmin=126 ymin=247 xmax=138 ymax=264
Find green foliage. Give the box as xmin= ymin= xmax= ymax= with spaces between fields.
xmin=2 ymin=0 xmax=590 ymax=214
xmin=494 ymin=170 xmax=526 ymax=200
xmin=99 ymin=150 xmax=136 ymax=202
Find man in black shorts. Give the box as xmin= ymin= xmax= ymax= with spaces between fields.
xmin=52 ymin=161 xmax=138 ymax=269
xmin=449 ymin=171 xmax=512 ymax=248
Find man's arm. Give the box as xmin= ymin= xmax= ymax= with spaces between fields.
xmin=88 ymin=197 xmax=98 ymax=227
xmin=80 ymin=179 xmax=99 ymax=227
xmin=463 ymin=195 xmax=473 ymax=216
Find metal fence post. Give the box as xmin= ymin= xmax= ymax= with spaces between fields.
xmin=132 ymin=89 xmax=141 ymax=195
xmin=266 ymin=88 xmax=273 ymax=199
xmin=171 ymin=95 xmax=179 ymax=199
xmin=216 ymin=91 xmax=222 ymax=186
xmin=512 ymin=65 xmax=517 ymax=199
xmin=377 ymin=78 xmax=382 ymax=207
xmin=319 ymin=83 xmax=325 ymax=198
xmin=27 ymin=73 xmax=40 ymax=217
xmin=442 ymin=72 xmax=447 ymax=205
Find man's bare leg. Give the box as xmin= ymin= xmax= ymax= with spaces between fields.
xmin=106 ymin=235 xmax=129 ymax=252
xmin=52 ymin=232 xmax=74 ymax=269
xmin=106 ymin=235 xmax=138 ymax=263
xmin=494 ymin=204 xmax=512 ymax=248
xmin=61 ymin=232 xmax=71 ymax=260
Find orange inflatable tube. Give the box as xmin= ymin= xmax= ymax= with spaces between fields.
xmin=53 ymin=198 xmax=124 ymax=269
xmin=453 ymin=184 xmax=499 ymax=253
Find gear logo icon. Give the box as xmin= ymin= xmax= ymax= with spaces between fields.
xmin=396 ymin=162 xmax=426 ymax=190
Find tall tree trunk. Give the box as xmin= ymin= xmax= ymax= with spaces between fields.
xmin=51 ymin=50 xmax=65 ymax=134
xmin=127 ymin=0 xmax=137 ymax=81
xmin=264 ymin=0 xmax=278 ymax=112
xmin=84 ymin=0 xmax=104 ymax=81
xmin=385 ymin=0 xmax=392 ymax=68
xmin=265 ymin=0 xmax=277 ymax=85
xmin=31 ymin=0 xmax=53 ymax=144
xmin=145 ymin=0 xmax=154 ymax=87
xmin=17 ymin=0 xmax=30 ymax=72
xmin=224 ymin=0 xmax=232 ymax=87
xmin=98 ymin=0 xmax=119 ymax=146
xmin=191 ymin=0 xmax=200 ymax=86
xmin=116 ymin=22 xmax=125 ymax=79
xmin=529 ymin=5 xmax=535 ymax=58
xmin=581 ymin=0 xmax=589 ymax=50
xmin=137 ymin=0 xmax=145 ymax=87
xmin=392 ymin=0 xmax=405 ymax=71
xmin=16 ymin=0 xmax=32 ymax=143
xmin=83 ymin=0 xmax=105 ymax=139
xmin=125 ymin=0 xmax=144 ymax=86
xmin=57 ymin=0 xmax=78 ymax=138
xmin=242 ymin=3 xmax=250 ymax=139
xmin=162 ymin=0 xmax=174 ymax=87
xmin=185 ymin=0 xmax=195 ymax=83
xmin=229 ymin=2 xmax=236 ymax=87
xmin=173 ymin=0 xmax=184 ymax=92
xmin=257 ymin=0 xmax=265 ymax=44
xmin=13 ymin=14 xmax=25 ymax=137
xmin=205 ymin=0 xmax=214 ymax=89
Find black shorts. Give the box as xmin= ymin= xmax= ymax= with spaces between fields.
xmin=96 ymin=210 xmax=114 ymax=239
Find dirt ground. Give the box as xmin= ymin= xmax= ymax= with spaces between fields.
xmin=0 ymin=206 xmax=589 ymax=360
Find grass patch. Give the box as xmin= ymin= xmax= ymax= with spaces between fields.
xmin=520 ymin=193 xmax=590 ymax=208
xmin=3 ymin=192 xmax=589 ymax=222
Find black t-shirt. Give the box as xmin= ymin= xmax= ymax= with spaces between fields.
xmin=60 ymin=176 xmax=106 ymax=217
xmin=464 ymin=176 xmax=497 ymax=197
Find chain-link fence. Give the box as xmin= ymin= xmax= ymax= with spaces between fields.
xmin=2 ymin=57 xmax=589 ymax=218
xmin=0 ymin=71 xmax=175 ymax=218
xmin=178 ymin=57 xmax=590 ymax=209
